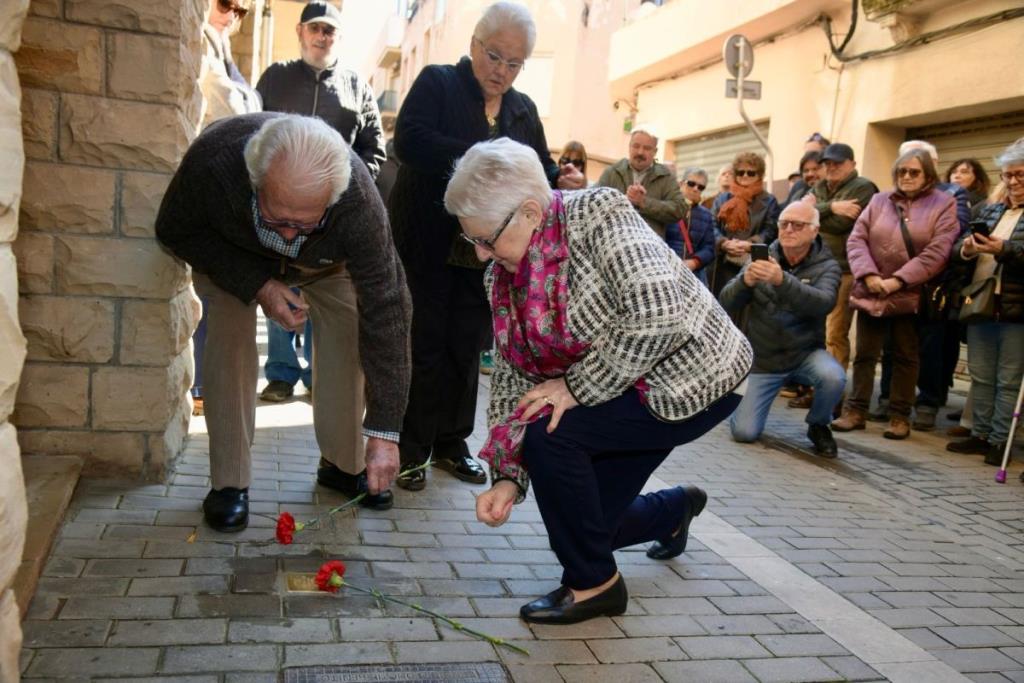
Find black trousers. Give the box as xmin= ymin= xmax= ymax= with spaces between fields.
xmin=399 ymin=264 xmax=490 ymax=466
xmin=522 ymin=389 xmax=741 ymax=589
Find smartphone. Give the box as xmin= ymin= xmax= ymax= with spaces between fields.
xmin=750 ymin=243 xmax=770 ymax=261
xmin=969 ymin=220 xmax=991 ymax=238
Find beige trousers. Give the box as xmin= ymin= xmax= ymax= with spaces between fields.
xmin=194 ymin=270 xmax=364 ymax=489
xmin=826 ymin=273 xmax=855 ymax=371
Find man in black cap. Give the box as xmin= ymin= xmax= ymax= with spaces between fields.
xmin=801 ymin=143 xmax=878 ymax=386
xmin=254 ymin=1 xmax=386 ymax=406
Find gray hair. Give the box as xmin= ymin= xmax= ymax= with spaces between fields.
xmin=474 ymin=2 xmax=536 ymax=57
xmin=780 ymin=202 xmax=821 ymax=227
xmin=996 ymin=140 xmax=1024 ymax=169
xmin=899 ymin=139 xmax=939 ymax=163
xmin=681 ymin=166 xmax=708 ymax=182
xmin=243 ymin=115 xmax=351 ymax=204
xmin=444 ymin=138 xmax=552 ymax=224
xmin=630 ymin=126 xmax=659 ymax=146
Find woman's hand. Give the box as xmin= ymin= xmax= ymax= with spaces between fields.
xmin=972 ymin=233 xmax=1005 ymax=255
xmin=879 ymin=277 xmax=903 ymax=296
xmin=519 ymin=377 xmax=579 ymax=432
xmin=476 ymin=480 xmax=518 ymax=527
xmin=864 ymin=274 xmax=886 ymax=294
xmin=722 ymin=239 xmax=750 ymax=257
xmin=556 ymin=165 xmax=586 ymax=190
xmin=962 ymin=235 xmax=979 ymax=258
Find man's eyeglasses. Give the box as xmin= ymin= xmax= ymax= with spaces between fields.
xmin=460 ymin=209 xmax=517 ymax=251
xmin=896 ymin=167 xmax=923 ymax=179
xmin=1000 ymin=171 xmax=1024 ymax=183
xmin=779 ymin=220 xmax=814 ymax=232
xmin=734 ymin=169 xmax=760 ymax=178
xmin=684 ymin=179 xmax=706 ymax=191
xmin=257 ymin=194 xmax=329 ymax=235
xmin=474 ymin=38 xmax=525 ymax=74
xmin=305 ymin=22 xmax=336 ymax=37
xmin=559 ymin=157 xmax=584 ymax=169
xmin=217 ymin=0 xmax=248 ymax=19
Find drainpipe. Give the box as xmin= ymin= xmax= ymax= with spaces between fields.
xmin=261 ymin=0 xmax=275 ymax=73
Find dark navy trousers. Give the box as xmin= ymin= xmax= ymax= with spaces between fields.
xmin=521 ymin=389 xmax=742 ymax=589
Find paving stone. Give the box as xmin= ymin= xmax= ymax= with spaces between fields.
xmin=59 ymin=596 xmax=174 ymax=620
xmin=936 ymin=592 xmax=1015 ymax=608
xmin=36 ymin=577 xmax=130 ymax=596
xmin=898 ymin=626 xmax=958 ymax=649
xmin=557 ymin=663 xmax=662 ymax=682
xmin=21 ymin=620 xmax=111 ymax=647
xmin=611 ymin=615 xmax=704 ymax=638
xmin=695 ymin=614 xmax=784 ymax=635
xmin=709 ymin=596 xmax=789 ymax=614
xmin=233 ymin=573 xmax=277 ymax=593
xmin=418 ymin=579 xmax=507 ymax=596
xmin=385 ymin=596 xmax=477 ymax=619
xmin=472 ymin=597 xmax=531 ymax=618
xmin=162 ymin=645 xmax=279 ymax=673
xmin=530 ymin=617 xmax=624 ymax=640
xmin=934 ymin=647 xmax=1023 ymax=673
xmin=85 ymin=559 xmax=185 ymax=577
xmin=441 ymin=618 xmax=535 ymax=642
xmin=934 ymin=607 xmax=1017 ymax=626
xmin=876 ymin=592 xmax=953 ymax=608
xmin=765 ymin=614 xmax=820 ymax=634
xmin=498 ymin=640 xmax=597 ymax=665
xmin=336 ymin=617 xmax=438 ymax=641
xmin=128 ymin=575 xmax=229 ymax=596
xmin=866 ymin=607 xmax=953 ymax=628
xmin=104 ymin=524 xmax=196 ymax=540
xmin=95 ymin=677 xmax=218 ymax=683
xmin=392 ymin=641 xmax=496 ymax=663
xmin=27 ymin=648 xmax=161 ymax=677
xmin=651 ymin=578 xmax=736 ymax=597
xmin=223 ymin=674 xmax=278 ymax=683
xmin=455 ymin=563 xmax=536 ymax=579
xmin=932 ymin=626 xmax=1022 ymax=648
xmin=283 ymin=642 xmax=393 ymax=666
xmin=108 ymin=619 xmax=227 ymax=646
xmin=743 ymin=656 xmax=844 ymax=682
xmin=586 ymin=636 xmax=687 ymax=664
xmin=361 ymin=531 xmax=438 ymax=547
xmin=74 ymin=508 xmax=157 ymax=524
xmin=178 ymin=594 xmax=282 ymax=618
xmin=819 ymin=656 xmax=883 ymax=681
xmin=407 ymin=547 xmax=485 ymax=563
xmin=369 ymin=561 xmax=454 ymax=579
xmin=754 ymin=633 xmax=850 ymax=657
xmin=633 ymin=597 xmax=721 ymax=615
xmin=653 ymin=659 xmax=758 ymax=682
xmin=674 ymin=635 xmax=771 ymax=659
xmin=228 ymin=618 xmax=333 ymax=643
xmin=52 ymin=539 xmax=146 ymax=559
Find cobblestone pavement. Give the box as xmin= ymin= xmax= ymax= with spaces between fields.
xmin=18 ymin=362 xmax=1024 ymax=682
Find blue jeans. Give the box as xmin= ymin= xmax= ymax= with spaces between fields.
xmin=264 ymin=314 xmax=313 ymax=389
xmin=966 ymin=322 xmax=1024 ymax=445
xmin=730 ymin=349 xmax=847 ymax=442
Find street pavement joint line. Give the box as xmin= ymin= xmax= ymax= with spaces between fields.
xmin=646 ymin=475 xmax=972 ymax=683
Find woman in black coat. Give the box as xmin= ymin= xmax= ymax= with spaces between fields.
xmin=388 ymin=1 xmax=584 ymax=491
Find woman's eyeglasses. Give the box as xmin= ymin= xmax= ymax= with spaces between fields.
xmin=1000 ymin=171 xmax=1024 ymax=183
xmin=896 ymin=167 xmax=923 ymax=179
xmin=217 ymin=0 xmax=249 ymax=19
xmin=684 ymin=179 xmax=706 ymax=191
xmin=461 ymin=209 xmax=517 ymax=251
xmin=559 ymin=157 xmax=584 ymax=169
xmin=734 ymin=169 xmax=760 ymax=178
xmin=474 ymin=38 xmax=525 ymax=74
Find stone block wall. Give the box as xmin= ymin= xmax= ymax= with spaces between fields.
xmin=12 ymin=0 xmax=205 ymax=481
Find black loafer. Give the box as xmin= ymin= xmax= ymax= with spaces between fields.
xmin=646 ymin=485 xmax=707 ymax=560
xmin=434 ymin=454 xmax=487 ymax=484
xmin=520 ymin=575 xmax=628 ymax=624
xmin=317 ymin=461 xmax=394 ymax=510
xmin=397 ymin=464 xmax=427 ymax=491
xmin=203 ymin=487 xmax=249 ymax=532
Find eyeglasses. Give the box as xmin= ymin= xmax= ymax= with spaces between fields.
xmin=684 ymin=179 xmax=706 ymax=191
xmin=1001 ymin=171 xmax=1024 ymax=183
xmin=257 ymin=194 xmax=329 ymax=235
xmin=734 ymin=169 xmax=760 ymax=178
xmin=559 ymin=157 xmax=584 ymax=169
xmin=896 ymin=167 xmax=923 ymax=179
xmin=217 ymin=0 xmax=248 ymax=19
xmin=304 ymin=22 xmax=336 ymax=37
xmin=460 ymin=209 xmax=517 ymax=251
xmin=779 ymin=219 xmax=814 ymax=232
xmin=473 ymin=38 xmax=525 ymax=74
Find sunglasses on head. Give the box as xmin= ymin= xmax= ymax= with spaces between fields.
xmin=896 ymin=167 xmax=923 ymax=179
xmin=684 ymin=179 xmax=706 ymax=191
xmin=734 ymin=169 xmax=760 ymax=178
xmin=217 ymin=0 xmax=248 ymax=19
xmin=559 ymin=157 xmax=584 ymax=169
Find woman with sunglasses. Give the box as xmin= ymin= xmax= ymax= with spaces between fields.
xmin=445 ymin=138 xmax=752 ymax=625
xmin=559 ymin=140 xmax=588 ymax=181
xmin=832 ymin=149 xmax=959 ymax=440
xmin=665 ymin=167 xmax=715 ymax=286
xmin=389 ymin=2 xmax=585 ymax=493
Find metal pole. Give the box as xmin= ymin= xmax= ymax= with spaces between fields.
xmin=735 ymin=40 xmax=773 ymax=192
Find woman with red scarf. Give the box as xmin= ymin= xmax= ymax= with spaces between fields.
xmin=710 ymin=152 xmax=781 ymax=300
xmin=443 ymin=139 xmax=753 ymax=625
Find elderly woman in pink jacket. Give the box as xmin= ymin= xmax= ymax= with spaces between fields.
xmin=832 ymin=148 xmax=959 ymax=440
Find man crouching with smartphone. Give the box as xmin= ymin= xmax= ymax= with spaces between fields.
xmin=718 ymin=202 xmax=847 ymax=458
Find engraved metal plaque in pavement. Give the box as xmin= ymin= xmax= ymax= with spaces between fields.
xmin=284 ymin=663 xmax=510 ymax=683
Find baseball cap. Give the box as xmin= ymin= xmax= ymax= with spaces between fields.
xmin=820 ymin=143 xmax=855 ymax=163
xmin=300 ymin=1 xmax=342 ymax=29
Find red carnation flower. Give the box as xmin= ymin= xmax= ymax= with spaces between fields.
xmin=276 ymin=512 xmax=297 ymax=545
xmin=315 ymin=560 xmax=347 ymax=593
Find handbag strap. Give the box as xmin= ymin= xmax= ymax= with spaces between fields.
xmin=895 ymin=205 xmax=916 ymax=259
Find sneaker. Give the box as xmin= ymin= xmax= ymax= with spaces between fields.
xmin=480 ymin=351 xmax=494 ymax=375
xmin=807 ymin=424 xmax=838 ymax=458
xmin=945 ymin=436 xmax=989 ymax=455
xmin=831 ymin=409 xmax=866 ymax=432
xmin=883 ymin=417 xmax=910 ymax=440
xmin=260 ymin=380 xmax=294 ymax=402
xmin=984 ymin=442 xmax=1007 ymax=467
xmin=911 ymin=410 xmax=936 ymax=432
xmin=867 ymin=398 xmax=889 ymax=423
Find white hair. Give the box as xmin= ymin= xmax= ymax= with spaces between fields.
xmin=899 ymin=139 xmax=939 ymax=163
xmin=681 ymin=166 xmax=708 ymax=181
xmin=780 ymin=202 xmax=820 ymax=227
xmin=444 ymin=138 xmax=552 ymax=224
xmin=243 ymin=115 xmax=351 ymax=204
xmin=996 ymin=140 xmax=1024 ymax=169
xmin=474 ymin=2 xmax=537 ymax=57
xmin=630 ymin=126 xmax=659 ymax=146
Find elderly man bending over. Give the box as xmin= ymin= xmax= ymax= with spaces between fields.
xmin=157 ymin=113 xmax=412 ymax=531
xmin=720 ymin=202 xmax=845 ymax=457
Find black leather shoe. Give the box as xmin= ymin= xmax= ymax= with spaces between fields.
xmin=985 ymin=443 xmax=1007 ymax=467
xmin=434 ymin=454 xmax=487 ymax=484
xmin=317 ymin=460 xmax=394 ymax=510
xmin=807 ymin=424 xmax=838 ymax=459
xmin=203 ymin=487 xmax=249 ymax=532
xmin=519 ymin=574 xmax=628 ymax=624
xmin=396 ymin=463 xmax=427 ymax=491
xmin=646 ymin=485 xmax=707 ymax=560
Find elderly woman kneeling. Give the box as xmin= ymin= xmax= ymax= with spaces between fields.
xmin=444 ymin=139 xmax=753 ymax=625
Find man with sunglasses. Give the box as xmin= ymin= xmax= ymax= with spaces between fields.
xmin=156 ymin=113 xmax=411 ymax=532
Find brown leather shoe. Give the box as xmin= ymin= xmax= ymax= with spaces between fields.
xmin=946 ymin=425 xmax=970 ymax=438
xmin=831 ymin=409 xmax=866 ymax=432
xmin=787 ymin=394 xmax=814 ymax=409
xmin=884 ymin=417 xmax=910 ymax=440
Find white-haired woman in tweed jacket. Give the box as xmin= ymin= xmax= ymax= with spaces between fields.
xmin=444 ymin=138 xmax=753 ymax=625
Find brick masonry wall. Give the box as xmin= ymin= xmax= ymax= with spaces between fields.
xmin=11 ymin=0 xmax=205 ymax=481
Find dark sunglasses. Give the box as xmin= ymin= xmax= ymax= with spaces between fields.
xmin=460 ymin=208 xmax=517 ymax=251
xmin=559 ymin=157 xmax=584 ymax=169
xmin=896 ymin=167 xmax=923 ymax=179
xmin=217 ymin=0 xmax=249 ymax=18
xmin=684 ymin=179 xmax=706 ymax=191
xmin=734 ymin=169 xmax=760 ymax=178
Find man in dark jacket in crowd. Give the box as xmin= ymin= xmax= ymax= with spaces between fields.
xmin=156 ymin=113 xmax=412 ymax=532
xmin=720 ymin=202 xmax=846 ymax=457
xmin=254 ymin=0 xmax=387 ymax=403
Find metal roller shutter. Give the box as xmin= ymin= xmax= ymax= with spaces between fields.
xmin=673 ymin=121 xmax=770 ymax=194
xmin=907 ymin=111 xmax=1024 ymax=182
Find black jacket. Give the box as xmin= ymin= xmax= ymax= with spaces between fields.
xmin=952 ymin=201 xmax=1024 ymax=323
xmin=719 ymin=237 xmax=841 ymax=373
xmin=388 ymin=57 xmax=558 ymax=274
xmin=256 ymin=60 xmax=385 ymax=179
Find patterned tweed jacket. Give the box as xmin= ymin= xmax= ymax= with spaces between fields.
xmin=485 ymin=187 xmax=753 ymax=494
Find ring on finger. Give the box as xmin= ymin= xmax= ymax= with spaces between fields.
xmin=542 ymin=396 xmax=554 ymax=406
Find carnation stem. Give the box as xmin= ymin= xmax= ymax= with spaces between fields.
xmin=301 ymin=459 xmax=435 ymax=529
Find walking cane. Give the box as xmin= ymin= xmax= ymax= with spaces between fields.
xmin=995 ymin=374 xmax=1024 ymax=484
